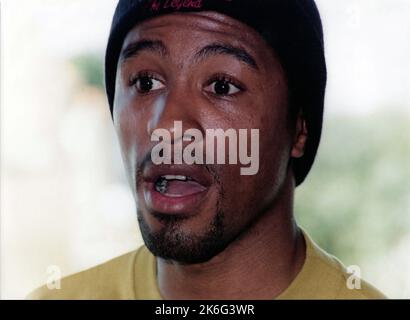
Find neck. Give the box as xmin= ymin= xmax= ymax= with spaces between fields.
xmin=156 ymin=173 xmax=306 ymax=300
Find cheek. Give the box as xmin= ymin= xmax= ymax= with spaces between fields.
xmin=113 ymin=80 xmax=149 ymax=154
xmin=114 ymin=102 xmax=138 ymax=156
xmin=114 ymin=74 xmax=141 ymax=147
xmin=112 ymin=105 xmax=137 ymax=191
xmin=222 ymin=94 xmax=291 ymax=210
xmin=257 ymin=105 xmax=292 ymax=184
xmin=113 ymin=93 xmax=149 ymax=186
xmin=258 ymin=79 xmax=292 ymax=164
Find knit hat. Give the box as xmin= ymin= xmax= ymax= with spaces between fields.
xmin=105 ymin=0 xmax=327 ymax=186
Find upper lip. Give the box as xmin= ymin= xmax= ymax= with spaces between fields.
xmin=142 ymin=164 xmax=213 ymax=188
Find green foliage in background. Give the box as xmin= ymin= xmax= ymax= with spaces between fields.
xmin=296 ymin=112 xmax=410 ymax=266
xmin=72 ymin=54 xmax=105 ymax=90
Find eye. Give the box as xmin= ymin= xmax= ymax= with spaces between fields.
xmin=131 ymin=73 xmax=165 ymax=94
xmin=204 ymin=75 xmax=244 ymax=97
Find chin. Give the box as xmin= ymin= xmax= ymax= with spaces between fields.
xmin=137 ymin=208 xmax=231 ymax=264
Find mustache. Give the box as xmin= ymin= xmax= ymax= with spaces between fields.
xmin=136 ymin=148 xmax=222 ymax=184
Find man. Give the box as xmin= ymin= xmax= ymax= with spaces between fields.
xmin=29 ymin=0 xmax=385 ymax=299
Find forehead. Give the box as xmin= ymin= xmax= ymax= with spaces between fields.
xmin=121 ymin=11 xmax=274 ymax=61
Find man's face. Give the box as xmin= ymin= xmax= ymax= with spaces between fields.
xmin=113 ymin=12 xmax=294 ymax=264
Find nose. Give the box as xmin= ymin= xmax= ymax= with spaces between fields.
xmin=147 ymin=87 xmax=203 ymax=145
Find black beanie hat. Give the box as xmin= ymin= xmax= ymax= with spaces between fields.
xmin=105 ymin=0 xmax=327 ymax=186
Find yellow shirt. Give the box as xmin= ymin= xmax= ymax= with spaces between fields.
xmin=28 ymin=231 xmax=386 ymax=299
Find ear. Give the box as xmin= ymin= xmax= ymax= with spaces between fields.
xmin=291 ymin=113 xmax=308 ymax=159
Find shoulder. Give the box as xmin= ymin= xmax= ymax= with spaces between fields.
xmin=280 ymin=230 xmax=387 ymax=299
xmin=27 ymin=247 xmax=150 ymax=300
xmin=303 ymin=231 xmax=386 ymax=299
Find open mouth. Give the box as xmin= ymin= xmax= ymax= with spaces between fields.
xmin=142 ymin=164 xmax=213 ymax=215
xmin=154 ymin=175 xmax=207 ymax=198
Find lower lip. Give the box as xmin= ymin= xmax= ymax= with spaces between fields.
xmin=143 ymin=182 xmax=209 ymax=216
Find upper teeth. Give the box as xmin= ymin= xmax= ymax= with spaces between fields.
xmin=162 ymin=175 xmax=189 ymax=181
xmin=155 ymin=175 xmax=191 ymax=194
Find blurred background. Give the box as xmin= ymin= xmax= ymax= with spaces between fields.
xmin=1 ymin=0 xmax=409 ymax=299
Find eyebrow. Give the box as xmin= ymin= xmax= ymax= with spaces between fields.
xmin=120 ymin=39 xmax=169 ymax=63
xmin=194 ymin=43 xmax=259 ymax=71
